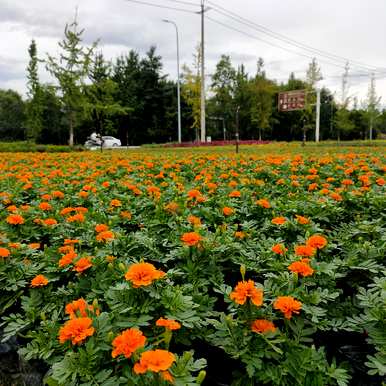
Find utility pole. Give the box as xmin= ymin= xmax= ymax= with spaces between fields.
xmin=315 ymin=88 xmax=321 ymax=142
xmin=236 ymin=106 xmax=240 ymax=153
xmin=200 ymin=0 xmax=207 ymax=142
xmin=162 ymin=19 xmax=182 ymax=143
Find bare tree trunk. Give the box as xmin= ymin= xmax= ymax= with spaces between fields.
xmin=259 ymin=128 xmax=262 ymax=141
xmin=69 ymin=111 xmax=74 ymax=147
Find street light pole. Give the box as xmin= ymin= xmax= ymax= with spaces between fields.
xmin=163 ymin=19 xmax=182 ymax=143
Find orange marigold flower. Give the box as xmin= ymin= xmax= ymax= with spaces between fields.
xmin=330 ymin=192 xmax=343 ymax=201
xmin=96 ymin=230 xmax=114 ymax=242
xmin=73 ymin=257 xmax=93 ymax=273
xmin=256 ymin=199 xmax=271 ymax=208
xmin=222 ymin=207 xmax=234 ymax=216
xmin=52 ymin=190 xmax=65 ymax=198
xmin=111 ymin=328 xmax=146 ymax=358
xmin=65 ymin=298 xmax=91 ymax=319
xmin=102 ymin=181 xmax=110 ymax=188
xmin=134 ymin=349 xmax=176 ymax=374
xmin=74 ymin=207 xmax=88 ymax=213
xmin=271 ymin=217 xmax=286 ymax=225
xmin=295 ymin=215 xmax=310 ymax=224
xmin=28 ymin=243 xmax=40 ymax=250
xmin=95 ymin=223 xmax=109 ymax=233
xmin=79 ymin=191 xmax=89 ymax=198
xmin=31 ymin=274 xmax=49 ymax=287
xmin=125 ymin=262 xmax=165 ymax=287
xmin=181 ymin=232 xmax=202 ymax=246
xmin=306 ymin=235 xmax=328 ymax=250
xmin=6 ymin=214 xmax=25 ymax=225
xmin=106 ymin=255 xmax=116 ymax=263
xmin=0 ymin=247 xmax=11 ymax=258
xmin=59 ymin=250 xmax=77 ymax=267
xmin=67 ymin=213 xmax=85 ymax=223
xmin=58 ymin=317 xmax=95 ymax=345
xmin=376 ymin=177 xmax=385 ymax=186
xmin=229 ymin=190 xmax=241 ymax=198
xmin=42 ymin=218 xmax=57 ymax=226
xmin=156 ymin=317 xmax=181 ymax=331
xmin=251 ymin=319 xmax=277 ymax=334
xmin=64 ymin=239 xmax=80 ymax=245
xmin=230 ymin=280 xmax=263 ymax=306
xmin=60 ymin=207 xmax=74 ymax=216
xmin=288 ymin=260 xmax=314 ymax=277
xmin=342 ymin=179 xmax=354 ymax=186
xmin=273 ymin=296 xmax=302 ymax=319
xmin=120 ymin=210 xmax=132 ymax=219
xmin=187 ymin=189 xmax=202 ymax=199
xmin=161 ymin=371 xmax=174 ymax=383
xmin=6 ymin=205 xmax=17 ymax=212
xmin=235 ymin=231 xmax=246 ymax=239
xmin=164 ymin=202 xmax=179 ymax=214
xmin=294 ymin=245 xmax=316 ymax=257
xmin=110 ymin=199 xmax=122 ymax=207
xmin=8 ymin=242 xmax=20 ymax=249
xmin=271 ymin=244 xmax=287 ymax=255
xmin=39 ymin=202 xmax=52 ymax=211
xmin=58 ymin=245 xmax=72 ymax=254
xmin=187 ymin=215 xmax=201 ymax=226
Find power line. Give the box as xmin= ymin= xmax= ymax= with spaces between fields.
xmin=163 ymin=0 xmax=200 ymax=7
xmin=206 ymin=16 xmax=347 ymax=70
xmin=124 ymin=0 xmax=196 ymax=14
xmin=207 ymin=0 xmax=386 ymax=73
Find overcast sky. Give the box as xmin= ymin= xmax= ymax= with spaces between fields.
xmin=1 ymin=0 xmax=385 ymax=106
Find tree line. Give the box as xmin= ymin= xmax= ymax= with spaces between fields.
xmin=0 ymin=17 xmax=384 ymax=145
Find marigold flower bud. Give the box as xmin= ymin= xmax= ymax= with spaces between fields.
xmin=118 ymin=263 xmax=126 ymax=272
xmin=240 ymin=264 xmax=246 ymax=281
xmin=197 ymin=370 xmax=206 ymax=384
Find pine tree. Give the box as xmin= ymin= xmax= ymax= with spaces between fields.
xmin=84 ymin=53 xmax=129 ymax=137
xmin=26 ymin=39 xmax=43 ymax=142
xmin=211 ymin=55 xmax=236 ymax=135
xmin=46 ymin=13 xmax=97 ymax=146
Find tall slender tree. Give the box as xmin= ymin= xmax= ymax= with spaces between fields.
xmin=211 ymin=55 xmax=236 ymax=134
xmin=181 ymin=44 xmax=202 ymax=141
xmin=365 ymin=73 xmax=381 ymax=140
xmin=26 ymin=39 xmax=43 ymax=142
xmin=334 ymin=62 xmax=354 ymax=140
xmin=46 ymin=13 xmax=97 ymax=146
xmin=303 ymin=58 xmax=323 ymax=137
xmin=248 ymin=59 xmax=276 ymax=140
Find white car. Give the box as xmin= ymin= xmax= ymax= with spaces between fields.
xmin=85 ymin=135 xmax=121 ymax=149
xmin=101 ymin=136 xmax=121 ymax=148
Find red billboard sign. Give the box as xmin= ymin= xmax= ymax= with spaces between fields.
xmin=278 ymin=90 xmax=306 ymax=111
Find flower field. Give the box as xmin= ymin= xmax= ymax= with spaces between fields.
xmin=0 ymin=145 xmax=385 ymax=386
